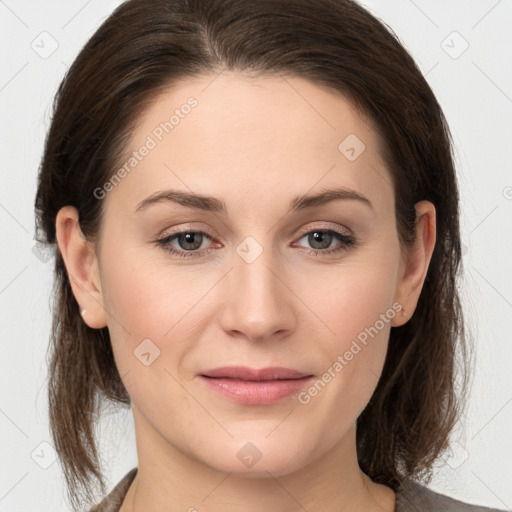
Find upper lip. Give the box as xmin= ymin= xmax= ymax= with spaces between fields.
xmin=200 ymin=366 xmax=311 ymax=381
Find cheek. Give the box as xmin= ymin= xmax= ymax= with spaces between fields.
xmin=99 ymin=254 xmax=199 ymax=420
xmin=298 ymin=249 xmax=399 ymax=410
xmin=305 ymin=250 xmax=398 ymax=347
xmin=98 ymin=250 xmax=173 ymax=364
xmin=99 ymin=245 xmax=219 ymax=376
xmin=101 ymin=243 xmax=187 ymax=326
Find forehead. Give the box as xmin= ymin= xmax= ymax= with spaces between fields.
xmin=107 ymin=71 xmax=393 ymax=217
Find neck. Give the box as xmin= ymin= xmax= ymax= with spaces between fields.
xmin=121 ymin=409 xmax=395 ymax=512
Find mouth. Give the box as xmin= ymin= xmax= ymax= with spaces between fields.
xmin=198 ymin=366 xmax=314 ymax=405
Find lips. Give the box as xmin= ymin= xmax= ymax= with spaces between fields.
xmin=198 ymin=366 xmax=314 ymax=405
xmin=200 ymin=366 xmax=310 ymax=381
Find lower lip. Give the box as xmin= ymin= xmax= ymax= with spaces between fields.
xmin=199 ymin=376 xmax=313 ymax=405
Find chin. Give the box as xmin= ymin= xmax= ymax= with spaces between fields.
xmin=194 ymin=435 xmax=313 ymax=478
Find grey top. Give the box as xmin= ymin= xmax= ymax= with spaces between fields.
xmin=88 ymin=467 xmax=506 ymax=511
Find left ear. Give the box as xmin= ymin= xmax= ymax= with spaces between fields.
xmin=391 ymin=200 xmax=436 ymax=327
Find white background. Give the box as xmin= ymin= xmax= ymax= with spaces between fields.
xmin=0 ymin=0 xmax=511 ymax=510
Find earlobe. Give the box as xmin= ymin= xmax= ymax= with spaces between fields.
xmin=391 ymin=200 xmax=436 ymax=327
xmin=55 ymin=206 xmax=108 ymax=329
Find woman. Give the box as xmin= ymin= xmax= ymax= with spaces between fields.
xmin=34 ymin=0 xmax=506 ymax=510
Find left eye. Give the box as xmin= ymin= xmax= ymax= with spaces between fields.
xmin=296 ymin=229 xmax=351 ymax=251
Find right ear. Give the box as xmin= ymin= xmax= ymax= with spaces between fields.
xmin=55 ymin=206 xmax=107 ymax=329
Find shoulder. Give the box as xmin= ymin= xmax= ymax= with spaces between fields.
xmin=396 ymin=479 xmax=507 ymax=512
xmin=88 ymin=467 xmax=138 ymax=512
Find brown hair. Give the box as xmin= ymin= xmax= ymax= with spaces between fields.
xmin=34 ymin=0 xmax=471 ymax=508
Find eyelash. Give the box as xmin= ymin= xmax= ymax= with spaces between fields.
xmin=154 ymin=226 xmax=357 ymax=259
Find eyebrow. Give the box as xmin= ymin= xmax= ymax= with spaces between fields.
xmin=134 ymin=186 xmax=373 ymax=214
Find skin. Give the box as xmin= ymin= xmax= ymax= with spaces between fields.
xmin=55 ymin=72 xmax=436 ymax=512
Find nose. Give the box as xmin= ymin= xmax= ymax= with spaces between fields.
xmin=217 ymin=243 xmax=297 ymax=343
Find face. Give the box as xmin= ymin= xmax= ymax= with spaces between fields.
xmin=66 ymin=72 xmax=433 ymax=477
